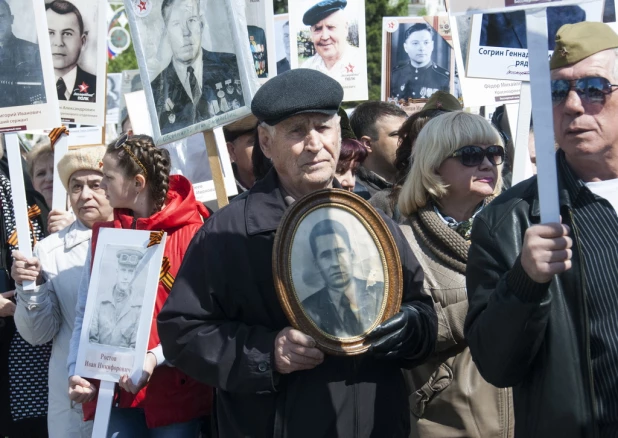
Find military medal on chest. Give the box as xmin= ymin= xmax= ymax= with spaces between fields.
xmin=216 ymin=82 xmax=229 ymax=112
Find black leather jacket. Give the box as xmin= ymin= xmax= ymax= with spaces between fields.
xmin=465 ymin=174 xmax=598 ymax=438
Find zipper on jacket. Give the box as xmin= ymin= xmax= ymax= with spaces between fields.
xmin=569 ymin=210 xmax=599 ymax=438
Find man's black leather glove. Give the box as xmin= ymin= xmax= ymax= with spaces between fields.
xmin=365 ymin=304 xmax=421 ymax=359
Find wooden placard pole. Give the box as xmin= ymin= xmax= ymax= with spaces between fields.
xmin=525 ymin=8 xmax=560 ymax=224
xmin=203 ymin=130 xmax=229 ymax=208
xmin=510 ymin=82 xmax=534 ymax=186
xmin=91 ymin=380 xmax=115 ymax=438
xmin=5 ymin=134 xmax=36 ymax=291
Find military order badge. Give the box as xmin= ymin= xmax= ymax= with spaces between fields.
xmin=125 ymin=0 xmax=259 ymax=145
xmin=382 ymin=16 xmax=457 ymax=110
xmin=75 ymin=228 xmax=167 ymax=383
xmin=288 ymin=0 xmax=369 ymax=101
xmin=46 ymin=0 xmax=107 ymax=125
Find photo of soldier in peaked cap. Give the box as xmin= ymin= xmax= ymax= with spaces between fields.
xmin=390 ymin=22 xmax=450 ymax=101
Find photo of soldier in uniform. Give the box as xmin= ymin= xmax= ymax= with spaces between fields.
xmin=245 ymin=0 xmax=275 ymax=81
xmin=46 ymin=0 xmax=97 ymax=103
xmin=389 ymin=22 xmax=450 ymax=101
xmin=290 ymin=209 xmax=385 ymax=339
xmin=0 ymin=0 xmax=46 ymax=108
xmin=289 ymin=0 xmax=369 ymax=101
xmin=275 ymin=15 xmax=291 ymax=74
xmin=479 ymin=6 xmax=586 ymax=50
xmin=88 ymin=247 xmax=146 ymax=350
xmin=126 ymin=0 xmax=252 ymax=142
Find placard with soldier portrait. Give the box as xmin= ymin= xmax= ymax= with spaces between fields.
xmin=447 ymin=0 xmax=593 ymax=14
xmin=465 ymin=0 xmax=603 ymax=81
xmin=45 ymin=0 xmax=107 ymax=125
xmin=288 ymin=0 xmax=369 ymax=102
xmin=273 ymin=190 xmax=403 ymax=356
xmin=0 ymin=0 xmax=59 ymax=132
xmin=75 ymin=228 xmax=167 ymax=383
xmin=382 ymin=16 xmax=459 ymax=109
xmin=125 ymin=0 xmax=260 ymax=145
xmin=244 ymin=0 xmax=276 ymax=83
xmin=274 ymin=14 xmax=291 ymax=75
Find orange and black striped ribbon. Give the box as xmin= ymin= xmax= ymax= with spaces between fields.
xmin=48 ymin=126 xmax=69 ymax=151
xmin=159 ymin=257 xmax=175 ymax=291
xmin=7 ymin=205 xmax=42 ymax=248
xmin=148 ymin=230 xmax=164 ymax=248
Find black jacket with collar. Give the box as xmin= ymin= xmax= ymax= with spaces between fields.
xmin=158 ymin=169 xmax=437 ymax=438
xmin=465 ymin=169 xmax=597 ymax=437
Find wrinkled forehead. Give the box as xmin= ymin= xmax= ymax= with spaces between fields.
xmin=70 ymin=169 xmax=103 ymax=184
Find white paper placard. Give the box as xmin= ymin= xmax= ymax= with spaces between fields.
xmin=274 ymin=14 xmax=291 ymax=75
xmin=449 ymin=0 xmax=596 ymax=15
xmin=510 ymin=83 xmax=534 ymax=185
xmin=75 ymin=228 xmax=167 ymax=383
xmin=465 ymin=0 xmax=603 ymax=82
xmin=245 ymin=0 xmax=277 ymax=82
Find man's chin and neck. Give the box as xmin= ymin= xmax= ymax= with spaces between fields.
xmin=319 ymin=49 xmax=344 ymax=69
xmin=562 ymin=143 xmax=618 ymax=182
xmin=410 ymin=59 xmax=430 ymax=69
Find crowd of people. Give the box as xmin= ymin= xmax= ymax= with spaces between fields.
xmin=0 ymin=19 xmax=616 ymax=438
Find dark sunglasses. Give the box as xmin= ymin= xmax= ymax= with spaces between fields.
xmin=448 ymin=145 xmax=505 ymax=167
xmin=551 ymin=77 xmax=618 ymax=106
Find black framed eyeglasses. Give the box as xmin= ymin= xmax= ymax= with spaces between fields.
xmin=551 ymin=76 xmax=618 ymax=106
xmin=448 ymin=145 xmax=505 ymax=167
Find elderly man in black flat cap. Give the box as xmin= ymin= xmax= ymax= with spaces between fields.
xmin=301 ymin=0 xmax=361 ymax=79
xmin=158 ymin=68 xmax=437 ymax=437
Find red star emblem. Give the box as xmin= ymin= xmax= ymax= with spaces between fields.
xmin=137 ymin=0 xmax=147 ymax=12
xmin=345 ymin=63 xmax=355 ymax=73
xmin=78 ymin=82 xmax=89 ymax=93
xmin=387 ymin=22 xmax=395 ymax=29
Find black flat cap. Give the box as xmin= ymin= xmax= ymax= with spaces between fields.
xmin=251 ymin=69 xmax=343 ymax=126
xmin=303 ymin=0 xmax=347 ymax=26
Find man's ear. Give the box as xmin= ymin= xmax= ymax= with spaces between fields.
xmin=360 ymin=135 xmax=373 ymax=153
xmin=135 ymin=174 xmax=147 ymax=191
xmin=258 ymin=126 xmax=273 ymax=159
xmin=81 ymin=33 xmax=86 ymax=47
xmin=226 ymin=141 xmax=236 ymax=162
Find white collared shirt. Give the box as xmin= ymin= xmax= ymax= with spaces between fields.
xmin=173 ymin=52 xmax=203 ymax=103
xmin=56 ymin=66 xmax=77 ymax=100
xmin=301 ymin=44 xmax=361 ymax=78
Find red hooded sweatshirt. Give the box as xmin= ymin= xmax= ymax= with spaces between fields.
xmin=84 ymin=175 xmax=212 ymax=428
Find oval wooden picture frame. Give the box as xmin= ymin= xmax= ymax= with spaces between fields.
xmin=273 ymin=189 xmax=403 ymax=356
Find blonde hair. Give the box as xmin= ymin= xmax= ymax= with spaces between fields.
xmin=27 ymin=139 xmax=54 ymax=179
xmin=398 ymin=112 xmax=504 ymax=217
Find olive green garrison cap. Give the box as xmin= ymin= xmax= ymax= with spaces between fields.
xmin=550 ymin=22 xmax=618 ymax=70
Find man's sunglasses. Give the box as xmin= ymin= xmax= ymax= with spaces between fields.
xmin=448 ymin=145 xmax=505 ymax=167
xmin=551 ymin=77 xmax=618 ymax=106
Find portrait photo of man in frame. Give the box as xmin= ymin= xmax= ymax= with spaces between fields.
xmin=0 ymin=0 xmax=46 ymax=108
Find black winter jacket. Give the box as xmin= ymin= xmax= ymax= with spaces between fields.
xmin=158 ymin=169 xmax=437 ymax=438
xmin=465 ymin=174 xmax=597 ymax=438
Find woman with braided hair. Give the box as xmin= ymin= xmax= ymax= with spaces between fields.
xmin=397 ymin=112 xmax=514 ymax=437
xmin=66 ymin=134 xmax=212 ymax=437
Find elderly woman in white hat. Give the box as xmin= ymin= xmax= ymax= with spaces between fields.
xmin=11 ymin=146 xmax=113 ymax=438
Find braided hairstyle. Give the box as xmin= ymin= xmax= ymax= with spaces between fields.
xmin=105 ymin=135 xmax=171 ymax=214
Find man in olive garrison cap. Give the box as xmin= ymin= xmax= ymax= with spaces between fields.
xmin=158 ymin=68 xmax=437 ymax=437
xmin=465 ymin=22 xmax=618 ymax=437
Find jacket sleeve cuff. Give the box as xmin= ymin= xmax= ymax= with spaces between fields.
xmin=506 ymin=255 xmax=551 ymax=303
xmin=15 ymin=283 xmax=45 ymax=308
xmin=148 ymin=345 xmax=167 ymax=367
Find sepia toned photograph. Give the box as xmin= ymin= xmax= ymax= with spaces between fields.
xmin=244 ymin=0 xmax=276 ymax=82
xmin=288 ymin=0 xmax=368 ymax=101
xmin=274 ymin=14 xmax=290 ymax=74
xmin=382 ymin=16 xmax=456 ymax=104
xmin=273 ymin=190 xmax=403 ymax=356
xmin=126 ymin=0 xmax=258 ymax=144
xmin=75 ymin=228 xmax=167 ymax=383
xmin=46 ymin=0 xmax=107 ymax=125
xmin=291 ymin=211 xmax=385 ymax=339
xmin=88 ymin=245 xmax=147 ymax=350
